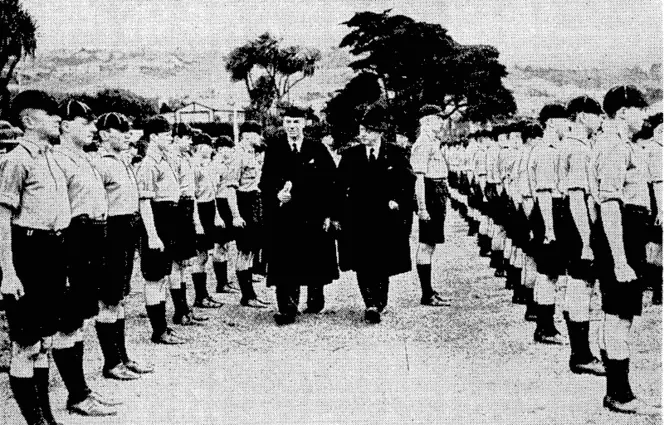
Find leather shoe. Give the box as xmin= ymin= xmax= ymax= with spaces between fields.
xmin=534 ymin=330 xmax=567 ymax=345
xmin=421 ymin=292 xmax=452 ymax=307
xmin=103 ymin=364 xmax=140 ymax=381
xmin=302 ymin=305 xmax=324 ymax=314
xmin=216 ymin=284 xmax=240 ymax=294
xmin=603 ymin=396 xmax=660 ymax=415
xmin=68 ymin=396 xmax=118 ymax=416
xmin=241 ymin=298 xmax=268 ymax=309
xmin=570 ymin=357 xmax=605 ymax=376
xmin=89 ymin=391 xmax=123 ymax=406
xmin=124 ymin=360 xmax=154 ymax=374
xmin=274 ymin=313 xmax=296 ymax=326
xmin=152 ymin=328 xmax=187 ymax=344
xmin=194 ymin=297 xmax=223 ymax=308
xmin=173 ymin=314 xmax=205 ymax=326
xmin=254 ymin=297 xmax=271 ymax=305
xmin=364 ymin=307 xmax=381 ymax=324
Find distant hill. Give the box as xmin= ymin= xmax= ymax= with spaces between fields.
xmin=12 ymin=48 xmax=662 ymax=117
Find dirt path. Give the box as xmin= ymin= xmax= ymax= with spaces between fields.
xmin=1 ymin=211 xmax=661 ymax=425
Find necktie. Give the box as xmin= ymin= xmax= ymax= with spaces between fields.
xmin=369 ymin=148 xmax=376 ymax=163
xmin=292 ymin=143 xmax=298 ymax=154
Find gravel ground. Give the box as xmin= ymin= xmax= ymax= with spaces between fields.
xmin=0 ymin=210 xmax=661 ymax=425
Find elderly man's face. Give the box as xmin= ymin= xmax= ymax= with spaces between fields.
xmin=283 ymin=116 xmax=306 ymax=139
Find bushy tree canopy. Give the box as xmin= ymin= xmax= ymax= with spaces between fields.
xmin=325 ymin=10 xmax=517 ymax=142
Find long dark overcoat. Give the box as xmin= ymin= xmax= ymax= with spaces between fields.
xmin=259 ymin=133 xmax=339 ymax=286
xmin=336 ymin=142 xmax=415 ymax=277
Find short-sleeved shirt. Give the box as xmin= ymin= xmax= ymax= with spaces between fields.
xmin=93 ymin=148 xmax=140 ymax=216
xmin=486 ymin=142 xmax=502 ymax=183
xmin=642 ymin=137 xmax=663 ymax=184
xmin=235 ymin=145 xmax=264 ymax=193
xmin=194 ymin=159 xmax=218 ymax=203
xmin=213 ymin=155 xmax=240 ymax=199
xmin=498 ymin=145 xmax=518 ymax=183
xmin=560 ymin=132 xmax=593 ymax=194
xmin=595 ymin=120 xmax=650 ymax=208
xmin=464 ymin=141 xmax=478 ymax=172
xmin=0 ymin=137 xmax=71 ymax=230
xmin=516 ymin=142 xmax=536 ymax=198
xmin=169 ymin=151 xmax=196 ymax=199
xmin=473 ymin=143 xmax=488 ymax=177
xmin=410 ymin=133 xmax=448 ymax=178
xmin=527 ymin=133 xmax=563 ymax=198
xmin=135 ymin=149 xmax=180 ymax=203
xmin=53 ymin=145 xmax=108 ymax=220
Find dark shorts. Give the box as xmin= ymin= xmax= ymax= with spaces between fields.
xmin=60 ymin=216 xmax=108 ymax=332
xmin=196 ymin=201 xmax=216 ymax=252
xmin=215 ymin=198 xmax=235 ymax=245
xmin=172 ymin=199 xmax=198 ymax=262
xmin=236 ymin=191 xmax=263 ymax=254
xmin=140 ymin=201 xmax=177 ymax=281
xmin=559 ymin=197 xmax=594 ymax=281
xmin=419 ymin=178 xmax=447 ymax=245
xmin=102 ymin=213 xmax=140 ymax=306
xmin=5 ymin=226 xmax=67 ymax=346
xmin=530 ymin=198 xmax=569 ymax=278
xmin=593 ymin=205 xmax=649 ymax=319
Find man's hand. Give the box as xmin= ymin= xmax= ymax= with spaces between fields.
xmin=232 ymin=216 xmax=246 ymax=228
xmin=418 ymin=209 xmax=431 ymax=221
xmin=388 ymin=200 xmax=399 ymax=210
xmin=0 ymin=271 xmax=24 ymax=299
xmin=323 ymin=217 xmax=332 ymax=232
xmin=148 ymin=235 xmax=165 ymax=251
xmin=195 ymin=221 xmax=204 ymax=235
xmin=277 ymin=189 xmax=292 ymax=205
xmin=614 ymin=262 xmax=637 ymax=283
xmin=581 ymin=245 xmax=594 ymax=261
xmin=543 ymin=230 xmax=556 ymax=244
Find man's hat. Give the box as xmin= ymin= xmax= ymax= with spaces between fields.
xmin=419 ymin=104 xmax=443 ymax=119
xmin=11 ymin=90 xmax=58 ymax=118
xmin=58 ymin=99 xmax=95 ymax=122
xmin=283 ymin=106 xmax=307 ymax=118
xmin=603 ymin=85 xmax=648 ymax=118
xmin=360 ymin=103 xmax=389 ymax=133
xmin=213 ymin=135 xmax=234 ymax=149
xmin=173 ymin=122 xmax=193 ymax=138
xmin=567 ymin=96 xmax=603 ymax=119
xmin=143 ymin=115 xmax=171 ymax=136
xmin=192 ymin=132 xmax=213 ymax=146
xmin=538 ymin=104 xmax=568 ymax=125
xmin=239 ymin=120 xmax=262 ymax=135
xmin=96 ymin=112 xmax=131 ymax=133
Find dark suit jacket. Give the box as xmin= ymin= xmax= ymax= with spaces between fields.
xmin=259 ymin=133 xmax=339 ymax=285
xmin=336 ymin=141 xmax=415 ymax=276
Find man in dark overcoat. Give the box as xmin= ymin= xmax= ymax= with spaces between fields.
xmin=259 ymin=106 xmax=339 ymax=325
xmin=336 ymin=104 xmax=416 ymax=323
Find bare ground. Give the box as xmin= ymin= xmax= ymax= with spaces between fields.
xmin=1 ymin=211 xmax=661 ymax=425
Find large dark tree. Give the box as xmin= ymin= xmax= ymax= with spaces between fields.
xmin=325 ymin=10 xmax=516 ymax=141
xmin=225 ymin=32 xmax=321 ymax=115
xmin=0 ymin=0 xmax=37 ymax=117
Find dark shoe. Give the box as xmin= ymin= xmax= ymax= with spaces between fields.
xmin=216 ymin=284 xmax=240 ymax=294
xmin=194 ymin=297 xmax=223 ymax=308
xmin=254 ymin=297 xmax=271 ymax=305
xmin=364 ymin=307 xmax=381 ymax=324
xmin=524 ymin=302 xmax=537 ymax=322
xmin=534 ymin=330 xmax=567 ymax=345
xmin=570 ymin=357 xmax=606 ymax=376
xmin=173 ymin=314 xmax=205 ymax=326
xmin=189 ymin=311 xmax=210 ymax=321
xmin=68 ymin=396 xmax=118 ymax=416
xmin=421 ymin=292 xmax=452 ymax=307
xmin=151 ymin=328 xmax=187 ymax=344
xmin=103 ymin=364 xmax=140 ymax=381
xmin=89 ymin=391 xmax=123 ymax=406
xmin=124 ymin=360 xmax=154 ymax=374
xmin=603 ymin=395 xmax=660 ymax=415
xmin=494 ymin=269 xmax=507 ymax=278
xmin=274 ymin=313 xmax=296 ymax=326
xmin=240 ymin=298 xmax=269 ymax=309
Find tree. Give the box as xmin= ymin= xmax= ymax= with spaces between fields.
xmin=225 ymin=32 xmax=321 ymax=114
xmin=325 ymin=10 xmax=516 ymax=142
xmin=0 ymin=0 xmax=37 ymax=117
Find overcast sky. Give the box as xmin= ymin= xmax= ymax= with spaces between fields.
xmin=23 ymin=0 xmax=662 ymax=68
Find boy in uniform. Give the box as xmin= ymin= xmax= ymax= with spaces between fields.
xmin=135 ymin=116 xmax=187 ymax=344
xmin=593 ymin=85 xmax=658 ymax=414
xmin=411 ymin=105 xmax=452 ymax=307
xmin=0 ymin=90 xmax=70 ymax=425
xmin=94 ymin=112 xmax=154 ymax=378
xmin=50 ymin=100 xmax=120 ymax=416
